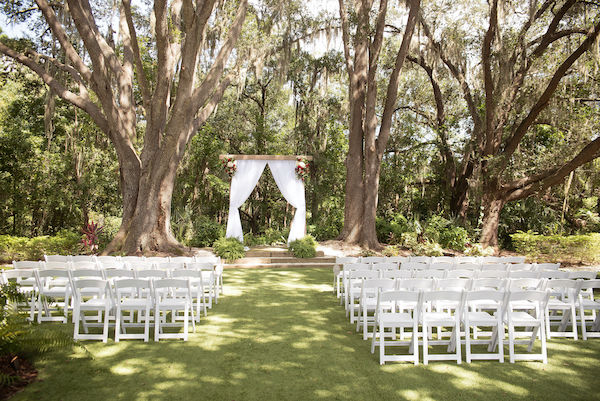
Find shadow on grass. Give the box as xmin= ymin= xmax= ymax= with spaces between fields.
xmin=12 ymin=268 xmax=600 ymax=401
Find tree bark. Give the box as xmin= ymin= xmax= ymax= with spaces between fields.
xmin=479 ymin=193 xmax=505 ymax=249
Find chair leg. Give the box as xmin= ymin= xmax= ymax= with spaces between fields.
xmin=508 ymin=324 xmax=515 ymax=364
xmin=102 ymin=305 xmax=109 ymax=343
xmin=423 ymin=322 xmax=429 ymax=365
xmin=144 ymin=305 xmax=150 ymax=342
xmin=154 ymin=306 xmax=160 ymax=342
xmin=115 ymin=306 xmax=121 ymax=343
xmin=379 ymin=323 xmax=385 ymax=365
xmin=465 ymin=324 xmax=472 ymax=363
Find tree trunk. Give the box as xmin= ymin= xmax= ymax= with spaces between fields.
xmin=360 ymin=152 xmax=382 ymax=249
xmin=479 ymin=193 xmax=505 ymax=249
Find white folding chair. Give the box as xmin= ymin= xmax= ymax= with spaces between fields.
xmin=371 ymin=290 xmax=421 ymax=365
xmin=414 ymin=269 xmax=445 ymax=279
xmin=72 ymin=255 xmax=97 ymax=263
xmin=421 ymin=290 xmax=464 ymax=365
xmin=463 ymin=290 xmax=506 ymax=363
xmin=127 ymin=260 xmax=154 ymax=271
xmin=430 ymin=262 xmax=454 ymax=271
xmin=476 ymin=270 xmax=508 ymax=279
xmin=371 ymin=262 xmax=398 ymax=272
xmin=340 ymin=263 xmax=370 ymax=306
xmin=171 ymin=269 xmax=209 ymax=320
xmin=568 ymin=271 xmax=597 ymax=280
xmin=456 ymin=256 xmax=480 ymax=264
xmin=169 ymin=256 xmax=195 ymax=264
xmin=114 ymin=279 xmax=152 ymax=342
xmin=96 ymin=256 xmax=121 ymax=264
xmin=431 ymin=256 xmax=454 ymax=264
xmin=68 ymin=268 xmax=105 ymax=323
xmin=509 ymin=271 xmax=539 ymax=279
xmin=479 ymin=263 xmax=508 ymax=272
xmin=2 ymin=269 xmax=37 ymax=321
xmin=505 ymin=290 xmax=550 ymax=363
xmin=42 ymin=261 xmax=71 ymax=270
xmin=508 ymin=263 xmax=534 ymax=272
xmin=347 ymin=270 xmax=379 ymax=323
xmin=72 ymin=279 xmax=111 ymax=342
xmin=187 ymin=262 xmax=216 ymax=309
xmin=401 ymin=261 xmax=428 ymax=271
xmin=44 ymin=254 xmax=70 ymax=263
xmin=121 ymin=256 xmax=144 ymax=263
xmin=357 ymin=278 xmax=395 ymax=340
xmin=534 ymin=263 xmax=560 ymax=272
xmin=97 ymin=260 xmax=126 ymax=270
xmin=334 ymin=257 xmax=358 ymax=297
xmin=360 ymin=256 xmax=386 ymax=264
xmin=410 ymin=256 xmax=431 ymax=264
xmin=577 ymin=279 xmax=600 ymax=340
xmin=539 ymin=271 xmax=569 ymax=280
xmin=454 ymin=263 xmax=481 ymax=271
xmin=446 ymin=270 xmax=476 ymax=279
xmin=501 ymin=256 xmax=526 ymax=264
xmin=544 ymin=279 xmax=581 ymax=340
xmin=12 ymin=260 xmax=42 ymax=270
xmin=135 ymin=270 xmax=168 ymax=279
xmin=34 ymin=269 xmax=71 ymax=323
xmin=71 ymin=261 xmax=99 ymax=270
xmin=387 ymin=256 xmax=409 ymax=264
xmin=153 ymin=279 xmax=195 ymax=341
xmin=381 ymin=270 xmax=412 ymax=279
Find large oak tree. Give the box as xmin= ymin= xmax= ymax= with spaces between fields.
xmin=0 ymin=0 xmax=249 ymax=254
xmin=337 ymin=0 xmax=420 ymax=248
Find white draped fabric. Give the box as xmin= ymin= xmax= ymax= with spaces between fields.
xmin=267 ymin=160 xmax=306 ymax=243
xmin=225 ymin=160 xmax=267 ymax=241
xmin=225 ymin=159 xmax=306 ymax=243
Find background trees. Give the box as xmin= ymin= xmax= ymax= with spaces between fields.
xmin=1 ymin=0 xmax=599 ymax=254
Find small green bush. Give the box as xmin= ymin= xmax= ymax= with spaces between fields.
xmin=399 ymin=232 xmax=443 ymax=256
xmin=464 ymin=243 xmax=495 ymax=256
xmin=213 ymin=237 xmax=245 ymax=261
xmin=0 ymin=231 xmax=81 ymax=262
xmin=511 ymin=231 xmax=600 ymax=263
xmin=376 ymin=213 xmax=409 ymax=244
xmin=288 ymin=236 xmax=317 ymax=258
xmin=189 ymin=216 xmax=225 ymax=248
xmin=424 ymin=215 xmax=470 ymax=251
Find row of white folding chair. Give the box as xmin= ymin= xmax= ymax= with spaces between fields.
xmin=44 ymin=254 xmax=217 ymax=264
xmin=368 ymin=288 xmax=550 ymax=365
xmin=338 ymin=264 xmax=589 ymax=305
xmin=336 ymin=255 xmax=527 ymax=265
xmin=401 ymin=262 xmax=559 ymax=272
xmin=1 ymin=268 xmax=214 ymax=323
xmin=71 ymin=278 xmax=195 ymax=342
xmin=11 ymin=260 xmax=220 ymax=304
xmin=352 ymin=276 xmax=593 ymax=340
xmin=348 ymin=275 xmax=545 ymax=325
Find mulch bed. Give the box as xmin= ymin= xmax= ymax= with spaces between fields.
xmin=0 ymin=354 xmax=37 ymax=400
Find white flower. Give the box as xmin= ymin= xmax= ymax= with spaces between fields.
xmin=227 ymin=161 xmax=234 ymax=168
xmin=298 ymin=161 xmax=306 ymax=168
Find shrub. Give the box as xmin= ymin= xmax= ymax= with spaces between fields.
xmin=424 ymin=215 xmax=470 ymax=251
xmin=0 ymin=231 xmax=81 ymax=262
xmin=510 ymin=231 xmax=600 ymax=263
xmin=382 ymin=245 xmax=401 ymax=257
xmin=213 ymin=237 xmax=245 ymax=261
xmin=399 ymin=232 xmax=443 ymax=256
xmin=376 ymin=213 xmax=409 ymax=244
xmin=97 ymin=216 xmax=121 ymax=251
xmin=264 ymin=228 xmax=289 ymax=245
xmin=288 ymin=236 xmax=317 ymax=258
xmin=189 ymin=216 xmax=225 ymax=248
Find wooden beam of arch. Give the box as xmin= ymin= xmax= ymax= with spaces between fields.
xmin=219 ymin=154 xmax=313 ymax=160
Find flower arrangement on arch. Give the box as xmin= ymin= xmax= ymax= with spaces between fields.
xmin=221 ymin=156 xmax=237 ymax=177
xmin=295 ymin=156 xmax=309 ymax=181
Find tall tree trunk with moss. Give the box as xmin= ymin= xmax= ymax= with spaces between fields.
xmin=338 ymin=0 xmax=420 ymax=248
xmin=0 ymin=0 xmax=249 ymax=254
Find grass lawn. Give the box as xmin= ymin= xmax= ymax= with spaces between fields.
xmin=11 ymin=268 xmax=600 ymax=401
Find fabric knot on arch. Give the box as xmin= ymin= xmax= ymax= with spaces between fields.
xmin=222 ymin=156 xmax=310 ymax=244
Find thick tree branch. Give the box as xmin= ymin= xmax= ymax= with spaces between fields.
xmin=0 ymin=41 xmax=108 ymax=133
xmin=482 ymin=0 xmax=498 ymax=156
xmin=338 ymin=0 xmax=354 ymax=77
xmin=375 ymin=0 xmax=420 ymax=157
xmin=122 ymin=0 xmax=151 ymax=111
xmin=190 ymin=0 xmax=248 ymax=112
xmin=505 ymin=135 xmax=600 ymax=201
xmin=501 ymin=20 xmax=600 ymax=163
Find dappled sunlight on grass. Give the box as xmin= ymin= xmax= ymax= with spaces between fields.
xmin=12 ymin=267 xmax=600 ymax=401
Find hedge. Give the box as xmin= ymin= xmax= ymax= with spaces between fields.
xmin=0 ymin=231 xmax=82 ymax=263
xmin=510 ymin=231 xmax=600 ymax=264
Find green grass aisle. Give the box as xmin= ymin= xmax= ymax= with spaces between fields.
xmin=12 ymin=268 xmax=600 ymax=401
